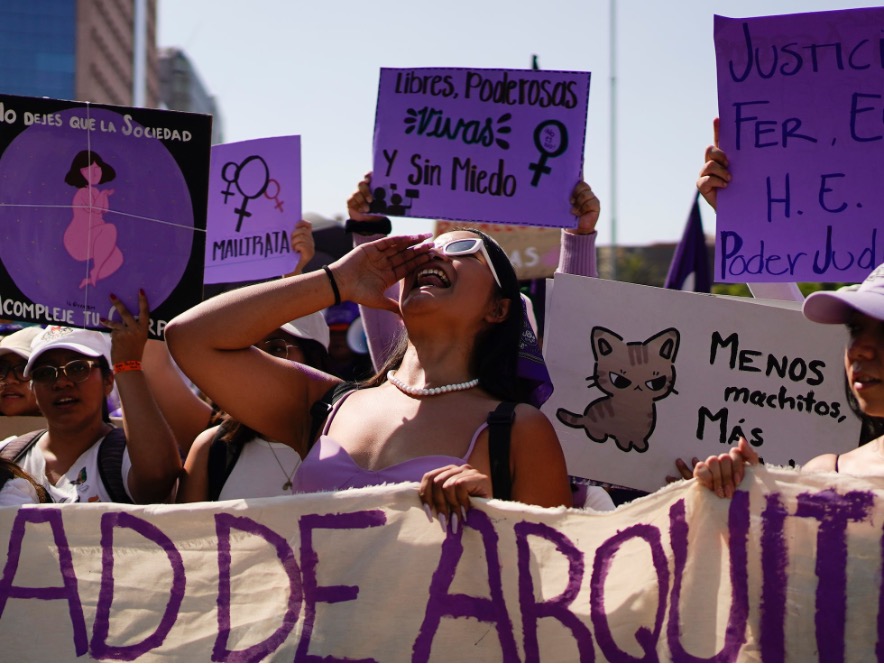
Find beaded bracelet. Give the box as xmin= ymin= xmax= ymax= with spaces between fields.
xmin=113 ymin=360 xmax=143 ymax=375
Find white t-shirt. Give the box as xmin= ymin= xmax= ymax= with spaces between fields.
xmin=0 ymin=478 xmax=40 ymax=507
xmin=0 ymin=431 xmax=133 ymax=504
xmin=218 ymin=437 xmax=301 ymax=501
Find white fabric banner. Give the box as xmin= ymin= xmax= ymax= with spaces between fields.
xmin=0 ymin=468 xmax=882 ymax=662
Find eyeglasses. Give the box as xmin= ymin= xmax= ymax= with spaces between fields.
xmin=257 ymin=338 xmax=297 ymax=359
xmin=30 ymin=359 xmax=100 ymax=384
xmin=0 ymin=363 xmax=27 ymax=382
xmin=430 ymin=237 xmax=501 ymax=289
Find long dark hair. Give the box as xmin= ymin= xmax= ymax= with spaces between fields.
xmin=0 ymin=459 xmax=50 ymax=503
xmin=364 ymin=229 xmax=527 ymax=402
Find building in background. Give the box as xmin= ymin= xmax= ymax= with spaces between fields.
xmin=0 ymin=0 xmax=159 ymax=106
xmin=158 ymin=47 xmax=224 ymax=144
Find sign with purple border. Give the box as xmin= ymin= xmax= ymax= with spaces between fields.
xmin=205 ymin=136 xmax=301 ymax=284
xmin=371 ymin=67 xmax=590 ymax=228
xmin=714 ymin=8 xmax=884 ymax=283
xmin=0 ymin=94 xmax=211 ymax=337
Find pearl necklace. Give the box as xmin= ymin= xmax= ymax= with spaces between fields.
xmin=387 ymin=370 xmax=479 ymax=397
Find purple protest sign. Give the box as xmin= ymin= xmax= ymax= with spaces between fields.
xmin=714 ymin=8 xmax=884 ymax=283
xmin=371 ymin=67 xmax=590 ymax=228
xmin=0 ymin=94 xmax=210 ymax=337
xmin=205 ymin=136 xmax=301 ymax=284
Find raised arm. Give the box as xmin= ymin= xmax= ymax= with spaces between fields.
xmin=141 ymin=339 xmax=213 ymax=458
xmin=696 ymin=118 xmax=730 ymax=211
xmin=558 ymin=180 xmax=600 ymax=277
xmin=106 ymin=291 xmax=182 ymax=503
xmin=346 ymin=172 xmax=407 ymax=370
xmin=165 ymin=235 xmax=433 ymax=447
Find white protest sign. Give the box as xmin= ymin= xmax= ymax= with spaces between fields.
xmin=542 ymin=273 xmax=859 ymax=492
xmin=1 ymin=472 xmax=883 ymax=661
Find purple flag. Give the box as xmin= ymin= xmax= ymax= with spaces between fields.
xmin=664 ymin=193 xmax=711 ymax=293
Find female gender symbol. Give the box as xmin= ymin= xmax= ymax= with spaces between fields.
xmin=220 ymin=155 xmax=270 ymax=231
xmin=263 ymin=177 xmax=284 ymax=212
xmin=528 ymin=120 xmax=569 ymax=186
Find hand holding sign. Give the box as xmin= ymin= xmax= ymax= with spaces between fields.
xmin=696 ymin=118 xmax=731 ymax=211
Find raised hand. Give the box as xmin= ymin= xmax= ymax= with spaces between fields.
xmin=568 ymin=180 xmax=601 ymax=235
xmin=697 ymin=118 xmax=731 ymax=211
xmin=104 ymin=289 xmax=150 ymax=365
xmin=329 ymin=234 xmax=433 ymax=312
xmin=289 ymin=219 xmax=315 ymax=275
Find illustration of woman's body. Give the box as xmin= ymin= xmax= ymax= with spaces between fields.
xmin=63 ymin=151 xmax=123 ymax=288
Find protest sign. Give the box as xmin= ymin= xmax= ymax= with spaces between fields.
xmin=435 ymin=220 xmax=562 ymax=280
xmin=0 ymin=94 xmax=211 ymax=338
xmin=1 ymin=470 xmax=882 ymax=662
xmin=542 ymin=273 xmax=858 ymax=492
xmin=205 ymin=136 xmax=301 ymax=284
xmin=371 ymin=67 xmax=590 ymax=228
xmin=714 ymin=8 xmax=884 ymax=283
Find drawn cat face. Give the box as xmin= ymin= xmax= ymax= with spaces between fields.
xmin=591 ymin=327 xmax=680 ymax=403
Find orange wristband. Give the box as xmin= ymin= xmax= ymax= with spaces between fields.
xmin=113 ymin=360 xmax=142 ymax=374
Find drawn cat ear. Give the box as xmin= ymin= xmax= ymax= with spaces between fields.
xmin=645 ymin=327 xmax=680 ymax=361
xmin=591 ymin=326 xmax=622 ymax=357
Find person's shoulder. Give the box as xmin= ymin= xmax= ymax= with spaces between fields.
xmin=801 ymin=452 xmax=842 ymax=474
xmin=511 ymin=403 xmax=559 ymax=444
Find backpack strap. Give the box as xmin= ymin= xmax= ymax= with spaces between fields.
xmin=206 ymin=426 xmax=246 ymax=502
xmin=487 ymin=402 xmax=517 ymax=501
xmin=97 ymin=427 xmax=133 ymax=504
xmin=0 ymin=429 xmax=47 ymax=463
xmin=308 ymin=382 xmax=358 ymax=450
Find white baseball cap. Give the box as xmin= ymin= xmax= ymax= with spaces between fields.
xmin=803 ymin=263 xmax=884 ymax=324
xmin=280 ymin=311 xmax=330 ymax=350
xmin=24 ymin=326 xmax=112 ymax=377
xmin=0 ymin=327 xmax=42 ymax=361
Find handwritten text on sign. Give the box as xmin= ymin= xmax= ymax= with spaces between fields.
xmin=205 ymin=136 xmax=301 ymax=285
xmin=1 ymin=471 xmax=883 ymax=662
xmin=543 ymin=274 xmax=857 ymax=492
xmin=371 ymin=68 xmax=590 ymax=228
xmin=714 ymin=8 xmax=884 ymax=283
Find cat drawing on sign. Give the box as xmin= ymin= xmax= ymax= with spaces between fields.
xmin=556 ymin=326 xmax=680 ymax=453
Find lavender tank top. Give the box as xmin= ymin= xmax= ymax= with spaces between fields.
xmin=291 ymin=391 xmax=486 ymax=493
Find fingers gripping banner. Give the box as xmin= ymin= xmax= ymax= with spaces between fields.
xmin=0 ymin=470 xmax=882 ymax=661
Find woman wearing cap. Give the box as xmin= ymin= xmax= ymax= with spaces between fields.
xmin=0 ymin=327 xmax=42 ymax=418
xmin=167 ymin=225 xmax=572 ymax=520
xmin=176 ymin=313 xmax=331 ymax=502
xmin=692 ymin=127 xmax=884 ymax=493
xmin=0 ymin=293 xmax=181 ymax=503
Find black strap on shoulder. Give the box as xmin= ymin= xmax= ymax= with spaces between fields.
xmin=207 ymin=427 xmax=245 ymax=502
xmin=0 ymin=429 xmax=47 ymax=463
xmin=97 ymin=428 xmax=133 ymax=504
xmin=487 ymin=402 xmax=517 ymax=501
xmin=308 ymin=382 xmax=357 ymax=450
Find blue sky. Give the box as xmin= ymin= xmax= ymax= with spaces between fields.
xmin=158 ymin=0 xmax=882 ymax=246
